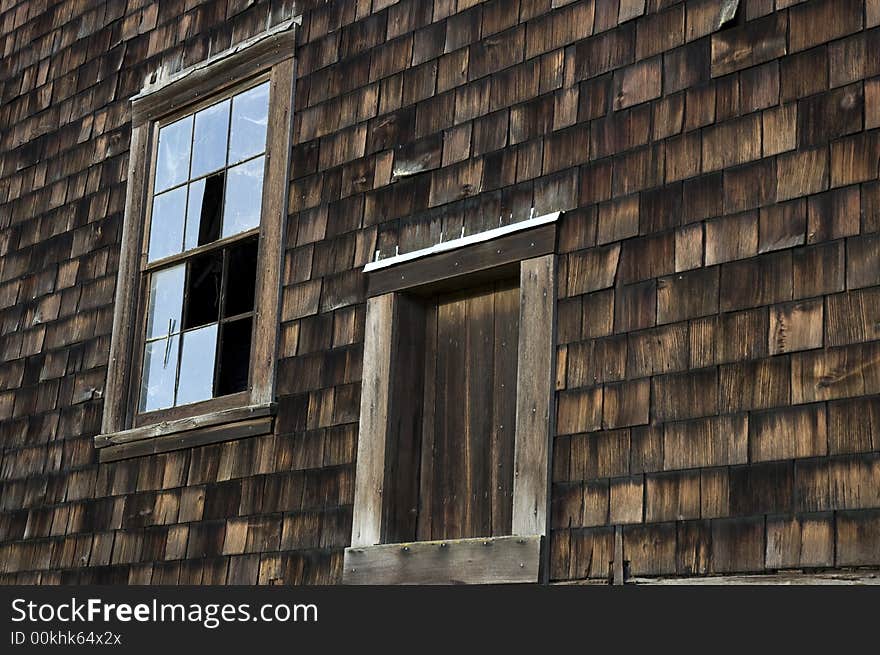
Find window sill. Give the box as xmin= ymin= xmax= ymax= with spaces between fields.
xmin=94 ymin=402 xmax=275 ymax=462
xmin=342 ymin=535 xmax=543 ymax=585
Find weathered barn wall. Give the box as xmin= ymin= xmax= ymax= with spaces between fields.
xmin=1 ymin=0 xmax=879 ymax=584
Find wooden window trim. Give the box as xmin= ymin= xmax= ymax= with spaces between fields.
xmin=96 ymin=23 xmax=296 ymax=462
xmin=344 ymin=218 xmax=558 ymax=584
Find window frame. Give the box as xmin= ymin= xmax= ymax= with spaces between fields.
xmin=96 ymin=22 xmax=296 ymax=462
xmin=344 ymin=214 xmax=559 ymax=585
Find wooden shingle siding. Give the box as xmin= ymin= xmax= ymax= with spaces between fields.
xmin=2 ymin=0 xmax=880 ymax=584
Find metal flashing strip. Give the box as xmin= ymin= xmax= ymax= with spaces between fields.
xmin=363 ymin=211 xmax=561 ymax=273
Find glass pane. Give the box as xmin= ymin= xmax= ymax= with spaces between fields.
xmin=148 ymin=186 xmax=186 ymax=261
xmin=185 ymin=173 xmax=224 ymax=250
xmin=146 ymin=264 xmax=185 ymax=340
xmin=183 ymin=250 xmax=223 ymax=329
xmin=222 ymin=156 xmax=264 ymax=237
xmin=224 ymin=238 xmax=258 ymax=317
xmin=176 ymin=324 xmax=218 ymax=406
xmin=154 ymin=115 xmax=193 ymax=192
xmin=191 ymin=99 xmax=230 ymax=179
xmin=228 ymin=82 xmax=269 ymax=164
xmin=140 ymin=334 xmax=179 ymax=412
xmin=217 ymin=318 xmax=252 ymax=396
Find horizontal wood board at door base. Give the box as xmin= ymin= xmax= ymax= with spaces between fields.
xmin=342 ymin=535 xmax=543 ymax=584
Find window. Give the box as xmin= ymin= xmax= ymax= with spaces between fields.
xmin=344 ymin=214 xmax=559 ymax=585
xmin=96 ymin=22 xmax=296 ymax=462
xmin=140 ymin=82 xmax=268 ymax=414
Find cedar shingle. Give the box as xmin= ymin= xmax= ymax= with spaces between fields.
xmin=702 ymin=114 xmax=762 ymax=172
xmin=657 ymin=267 xmax=719 ymax=324
xmin=603 ymin=379 xmax=650 ymax=429
xmin=789 ymin=0 xmax=863 ymax=53
xmin=776 ymin=146 xmax=829 ymax=202
xmin=836 ymin=510 xmax=880 ymax=567
xmin=705 ymin=211 xmax=758 ymax=265
xmin=556 ymin=387 xmax=603 ymax=436
xmin=624 ymin=523 xmax=677 ymax=576
xmin=720 ymin=251 xmax=792 ymax=312
xmin=720 ymin=357 xmax=791 ymax=413
xmin=645 ymin=470 xmax=700 ymax=522
xmin=614 ymin=280 xmax=656 ymax=333
xmin=791 ymin=342 xmax=880 ymax=404
xmin=828 ymin=397 xmax=880 ymax=455
xmin=769 ymin=299 xmax=823 ymax=355
xmin=609 ymin=476 xmax=643 ymax=524
xmin=830 ymin=131 xmax=880 ymax=188
xmin=663 ymin=414 xmax=748 ymax=471
xmin=626 ymin=323 xmax=688 ymax=378
xmin=652 ymin=368 xmax=718 ymax=422
xmin=758 ymin=199 xmax=806 ymax=253
xmin=825 ymin=288 xmax=880 ymax=347
xmin=766 ymin=514 xmax=834 ymax=569
xmin=710 ymin=11 xmax=787 ymax=77
xmin=663 ymin=39 xmax=710 ymax=95
xmin=674 ymin=223 xmax=703 ymax=272
xmin=729 ymin=462 xmax=793 ymax=516
xmin=710 ymin=517 xmax=765 ymax=573
xmin=798 ymin=84 xmax=863 ymax=149
xmin=792 ymin=240 xmax=844 ymax=299
xmin=613 ymin=57 xmax=662 ymax=110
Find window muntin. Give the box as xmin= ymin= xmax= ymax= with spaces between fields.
xmin=138 ymin=79 xmax=268 ymax=415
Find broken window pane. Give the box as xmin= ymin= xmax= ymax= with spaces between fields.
xmin=154 ymin=115 xmax=193 ymax=193
xmin=222 ymin=156 xmax=264 ymax=237
xmin=216 ymin=318 xmax=252 ymax=395
xmin=146 ymin=264 xmax=185 ymax=340
xmin=140 ymin=333 xmax=179 ymax=412
xmin=183 ymin=251 xmax=222 ymax=329
xmin=224 ymin=238 xmax=258 ymax=317
xmin=176 ymin=324 xmax=218 ymax=406
xmin=229 ymin=82 xmax=269 ymax=164
xmin=186 ymin=173 xmax=224 ymax=249
xmin=185 ymin=179 xmax=206 ymax=251
xmin=148 ymin=186 xmax=186 ymax=261
xmin=191 ymin=99 xmax=230 ymax=179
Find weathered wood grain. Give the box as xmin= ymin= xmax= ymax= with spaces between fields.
xmin=513 ymin=255 xmax=556 ymax=537
xmin=343 ymin=535 xmax=542 ymax=584
xmin=351 ymin=293 xmax=395 ymax=547
xmin=368 ymin=223 xmax=556 ymax=296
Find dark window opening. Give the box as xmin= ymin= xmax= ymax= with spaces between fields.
xmin=216 ymin=317 xmax=252 ymax=395
xmin=224 ymin=238 xmax=258 ymax=317
xmin=197 ymin=172 xmax=225 ymax=246
xmin=183 ymin=250 xmax=222 ymax=329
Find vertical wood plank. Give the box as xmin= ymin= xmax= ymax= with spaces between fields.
xmin=513 ymin=254 xmax=557 ymax=537
xmin=464 ymin=287 xmax=495 ymax=537
xmin=252 ymin=56 xmax=296 ymax=405
xmin=492 ymin=282 xmax=520 ymax=536
xmin=433 ymin=293 xmax=467 ymax=539
xmin=102 ymin=122 xmax=150 ymax=434
xmin=416 ymin=303 xmax=438 ymax=541
xmin=351 ymin=293 xmax=395 ymax=547
xmin=382 ymin=295 xmax=426 ymax=543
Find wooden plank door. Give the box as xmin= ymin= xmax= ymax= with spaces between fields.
xmin=418 ymin=280 xmax=520 ymax=540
